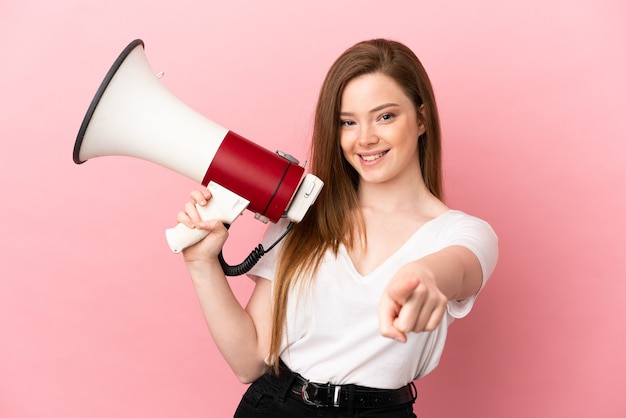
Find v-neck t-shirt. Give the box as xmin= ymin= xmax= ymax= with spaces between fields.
xmin=248 ymin=210 xmax=498 ymax=389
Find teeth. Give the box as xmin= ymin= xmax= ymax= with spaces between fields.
xmin=361 ymin=151 xmax=387 ymax=162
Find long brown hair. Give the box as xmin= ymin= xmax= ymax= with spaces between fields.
xmin=268 ymin=39 xmax=443 ymax=371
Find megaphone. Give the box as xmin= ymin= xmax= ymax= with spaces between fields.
xmin=73 ymin=39 xmax=323 ymax=275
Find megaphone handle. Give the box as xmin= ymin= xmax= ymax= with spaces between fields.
xmin=165 ymin=182 xmax=249 ymax=253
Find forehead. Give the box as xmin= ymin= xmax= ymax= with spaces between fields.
xmin=341 ymin=72 xmax=412 ymax=110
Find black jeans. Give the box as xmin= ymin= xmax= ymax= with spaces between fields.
xmin=233 ymin=372 xmax=417 ymax=418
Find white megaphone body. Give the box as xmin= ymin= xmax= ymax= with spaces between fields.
xmin=74 ymin=39 xmax=323 ymax=274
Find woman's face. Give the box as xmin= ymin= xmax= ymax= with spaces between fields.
xmin=339 ymin=72 xmax=425 ymax=187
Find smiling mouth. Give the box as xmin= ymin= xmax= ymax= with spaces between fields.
xmin=360 ymin=151 xmax=389 ymax=162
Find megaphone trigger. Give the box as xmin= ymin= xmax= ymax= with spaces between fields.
xmin=165 ymin=182 xmax=249 ymax=253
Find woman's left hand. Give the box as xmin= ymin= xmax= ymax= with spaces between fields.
xmin=377 ymin=261 xmax=448 ymax=342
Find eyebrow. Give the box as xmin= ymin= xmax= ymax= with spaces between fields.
xmin=340 ymin=103 xmax=400 ymax=117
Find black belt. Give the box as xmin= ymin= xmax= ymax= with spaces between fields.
xmin=278 ymin=363 xmax=417 ymax=409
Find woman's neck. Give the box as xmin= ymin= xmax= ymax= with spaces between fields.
xmin=357 ymin=174 xmax=440 ymax=214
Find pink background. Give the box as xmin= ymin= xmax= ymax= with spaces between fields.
xmin=1 ymin=1 xmax=625 ymax=417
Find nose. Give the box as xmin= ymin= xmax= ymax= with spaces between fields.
xmin=357 ymin=124 xmax=379 ymax=147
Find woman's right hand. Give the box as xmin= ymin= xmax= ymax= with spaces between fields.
xmin=176 ymin=189 xmax=229 ymax=263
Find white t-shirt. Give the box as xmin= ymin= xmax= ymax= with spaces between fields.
xmin=248 ymin=210 xmax=498 ymax=389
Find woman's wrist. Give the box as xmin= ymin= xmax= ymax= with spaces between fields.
xmin=185 ymin=258 xmax=224 ymax=283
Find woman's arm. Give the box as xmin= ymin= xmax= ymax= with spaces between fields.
xmin=178 ymin=190 xmax=272 ymax=383
xmin=377 ymin=245 xmax=483 ymax=342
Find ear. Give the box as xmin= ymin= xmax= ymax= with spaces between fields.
xmin=416 ymin=104 xmax=426 ymax=136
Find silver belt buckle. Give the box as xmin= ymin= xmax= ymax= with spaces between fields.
xmin=332 ymin=385 xmax=341 ymax=407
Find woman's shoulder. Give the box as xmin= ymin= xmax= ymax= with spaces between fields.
xmin=434 ymin=209 xmax=495 ymax=229
xmin=420 ymin=209 xmax=498 ymax=251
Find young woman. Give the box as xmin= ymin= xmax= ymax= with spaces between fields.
xmin=177 ymin=39 xmax=499 ymax=417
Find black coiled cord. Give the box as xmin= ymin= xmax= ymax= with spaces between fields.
xmin=218 ymin=221 xmax=294 ymax=276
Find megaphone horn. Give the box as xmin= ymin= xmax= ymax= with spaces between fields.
xmin=74 ymin=39 xmax=323 ymax=275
